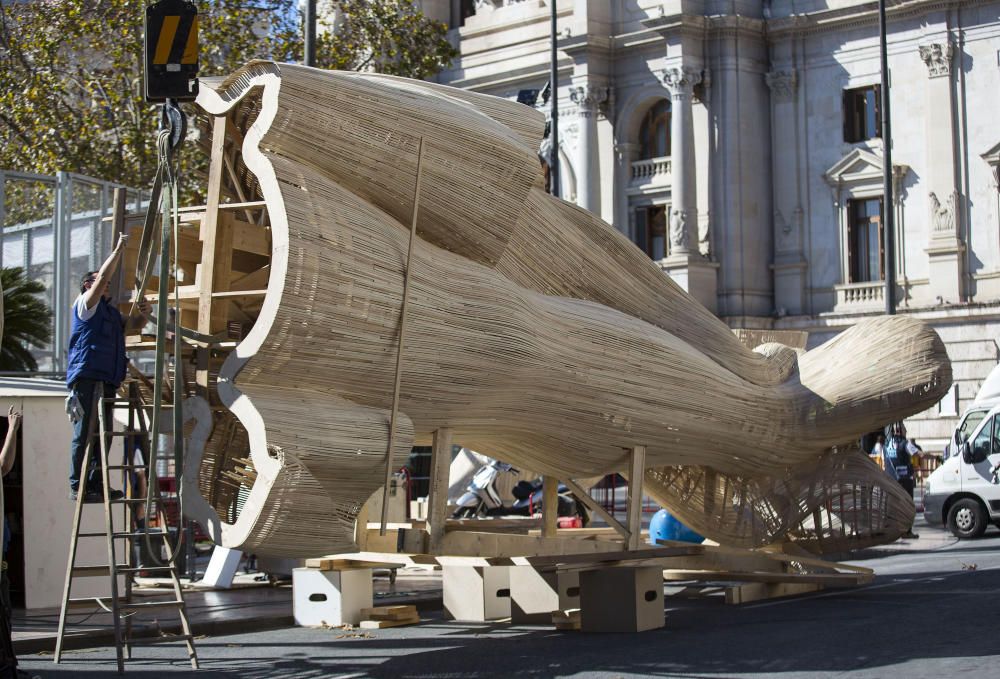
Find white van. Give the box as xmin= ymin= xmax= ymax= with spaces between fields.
xmin=923 ymin=363 xmax=1000 ymax=538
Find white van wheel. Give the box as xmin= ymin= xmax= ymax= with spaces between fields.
xmin=948 ymin=498 xmax=987 ymax=539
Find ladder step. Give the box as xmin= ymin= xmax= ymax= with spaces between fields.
xmin=77 ymin=530 xmax=168 ymax=539
xmin=120 ymin=600 xmax=185 ymax=610
xmin=102 ymin=397 xmax=138 ymax=403
xmin=125 ymin=634 xmax=194 ymax=647
xmin=106 ymin=465 xmax=149 ymax=470
xmin=66 ymin=596 xmax=122 ymax=610
xmin=70 ymin=564 xmax=128 ymax=577
xmin=113 ymin=531 xmax=170 ymax=539
xmin=118 ymin=565 xmax=177 ymax=574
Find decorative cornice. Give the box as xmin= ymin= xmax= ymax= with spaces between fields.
xmin=765 ymin=70 xmax=798 ymax=101
xmin=918 ymin=41 xmax=954 ymax=78
xmin=766 ymin=0 xmax=992 ymax=41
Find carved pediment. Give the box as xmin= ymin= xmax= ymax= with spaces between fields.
xmin=983 ymin=141 xmax=1000 ymax=188
xmin=983 ymin=141 xmax=1000 ymax=166
xmin=823 ymin=148 xmax=884 ymax=187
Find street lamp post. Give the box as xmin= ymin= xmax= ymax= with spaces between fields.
xmin=549 ymin=0 xmax=560 ymax=198
xmin=305 ymin=0 xmax=317 ymax=67
xmin=879 ymin=0 xmax=896 ymax=315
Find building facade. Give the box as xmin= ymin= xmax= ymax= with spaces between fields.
xmin=422 ymin=0 xmax=1000 ymax=449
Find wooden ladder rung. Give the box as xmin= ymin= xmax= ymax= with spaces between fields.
xmin=117 ymin=565 xmax=176 ymax=574
xmin=120 ymin=600 xmax=185 ymax=610
xmin=125 ymin=634 xmax=194 ymax=646
xmin=112 ymin=531 xmax=169 ymax=540
xmin=66 ymin=596 xmax=123 ymax=610
xmin=70 ymin=564 xmax=128 ymax=577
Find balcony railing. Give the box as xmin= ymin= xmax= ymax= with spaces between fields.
xmin=835 ymin=281 xmax=885 ymax=309
xmin=630 ymin=156 xmax=672 ymax=184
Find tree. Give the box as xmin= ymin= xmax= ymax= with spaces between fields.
xmin=0 ymin=267 xmax=53 ymax=373
xmin=315 ymin=1 xmax=457 ymax=80
xmin=0 ymin=1 xmax=456 ymax=198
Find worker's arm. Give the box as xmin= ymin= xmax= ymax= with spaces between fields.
xmin=1 ymin=406 xmax=22 ymax=477
xmin=81 ymin=233 xmax=128 ymax=310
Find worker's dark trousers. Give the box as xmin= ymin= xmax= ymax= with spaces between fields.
xmin=69 ymin=379 xmax=116 ymax=493
xmin=0 ymin=569 xmax=17 ymax=677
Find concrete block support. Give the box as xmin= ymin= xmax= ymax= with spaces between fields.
xmin=579 ymin=567 xmax=665 ymax=633
xmin=509 ymin=567 xmax=580 ymax=624
xmin=443 ymin=565 xmax=512 ymax=621
xmin=292 ymin=567 xmax=373 ymax=627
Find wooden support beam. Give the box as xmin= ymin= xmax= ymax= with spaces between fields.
xmin=380 ymin=137 xmax=426 ymax=535
xmin=626 ymin=446 xmax=646 ymax=551
xmin=229 ymin=265 xmax=270 ymax=292
xmin=427 ymin=427 xmax=452 ymax=554
xmin=562 ymin=478 xmax=628 ymax=540
xmin=230 ymin=219 xmax=270 ymax=256
xmin=542 ymin=476 xmax=558 ymax=537
xmin=196 ymin=114 xmax=228 ymax=379
xmin=354 ymin=499 xmax=370 ymax=551
xmin=222 ymin=149 xmax=256 ymax=224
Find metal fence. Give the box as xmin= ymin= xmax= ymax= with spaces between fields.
xmin=0 ymin=170 xmax=146 ymax=373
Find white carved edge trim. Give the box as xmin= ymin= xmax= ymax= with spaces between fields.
xmin=192 ymin=62 xmax=287 ymax=549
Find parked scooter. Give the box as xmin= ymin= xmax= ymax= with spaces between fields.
xmin=452 ymin=459 xmax=516 ymax=518
xmin=451 ymin=458 xmax=590 ymax=526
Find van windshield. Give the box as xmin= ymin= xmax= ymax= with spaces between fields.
xmin=958 ymin=409 xmax=990 ymax=444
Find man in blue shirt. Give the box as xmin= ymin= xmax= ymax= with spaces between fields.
xmin=66 ymin=234 xmax=146 ymax=502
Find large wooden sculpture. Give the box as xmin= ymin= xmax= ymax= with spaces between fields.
xmin=123 ymin=62 xmax=950 ymax=557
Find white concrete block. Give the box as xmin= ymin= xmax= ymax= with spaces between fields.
xmin=442 ymin=565 xmax=511 ymax=621
xmin=292 ymin=567 xmax=372 ymax=627
xmin=509 ymin=567 xmax=580 ymax=624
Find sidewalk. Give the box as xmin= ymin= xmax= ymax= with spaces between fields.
xmin=13 ymin=567 xmax=443 ymax=655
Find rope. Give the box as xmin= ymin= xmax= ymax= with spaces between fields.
xmin=139 ymin=127 xmax=187 ymax=568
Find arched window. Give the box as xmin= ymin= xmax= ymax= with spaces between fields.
xmin=638 ymin=100 xmax=671 ymax=159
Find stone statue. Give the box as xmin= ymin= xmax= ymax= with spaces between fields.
xmin=669 ymin=208 xmax=689 ymax=250
xmin=929 ymin=191 xmax=957 ymax=234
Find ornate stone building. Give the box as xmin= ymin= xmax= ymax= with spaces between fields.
xmin=421 ymin=0 xmax=1000 ymax=449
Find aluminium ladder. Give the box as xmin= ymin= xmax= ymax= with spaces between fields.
xmin=54 ymin=382 xmax=198 ymax=672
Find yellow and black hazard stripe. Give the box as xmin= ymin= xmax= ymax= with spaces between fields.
xmin=151 ymin=12 xmax=198 ymax=67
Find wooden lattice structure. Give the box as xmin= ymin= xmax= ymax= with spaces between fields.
xmin=118 ymin=62 xmax=951 ymax=558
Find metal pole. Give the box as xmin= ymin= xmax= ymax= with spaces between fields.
xmin=0 ymin=172 xmax=6 ymax=269
xmin=879 ymin=0 xmax=895 ymax=315
xmin=549 ymin=0 xmax=560 ymax=198
xmin=304 ymin=0 xmax=317 ymax=67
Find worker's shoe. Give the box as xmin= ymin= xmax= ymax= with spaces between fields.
xmin=902 ymin=530 xmax=920 ymax=539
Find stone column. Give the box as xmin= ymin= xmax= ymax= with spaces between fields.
xmin=662 ymin=67 xmax=701 ymax=256
xmin=765 ymin=69 xmax=807 ymax=316
xmin=569 ymin=85 xmax=608 ymax=214
xmin=919 ymin=40 xmax=965 ymax=304
xmin=614 ymin=142 xmax=639 ymax=241
xmin=658 ymin=65 xmax=718 ymax=313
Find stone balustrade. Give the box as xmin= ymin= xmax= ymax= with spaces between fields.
xmin=630 ymin=156 xmax=672 ymax=184
xmin=835 ymin=281 xmax=886 ymax=309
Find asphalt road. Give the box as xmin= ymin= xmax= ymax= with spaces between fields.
xmin=20 ymin=520 xmax=1000 ymax=678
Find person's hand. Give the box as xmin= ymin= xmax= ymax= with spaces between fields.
xmin=114 ymin=233 xmax=129 ymax=253
xmin=137 ymin=296 xmax=152 ymax=316
xmin=7 ymin=405 xmax=21 ymax=432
